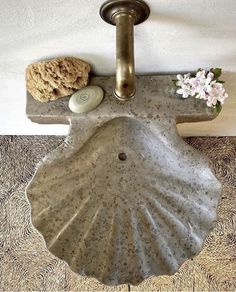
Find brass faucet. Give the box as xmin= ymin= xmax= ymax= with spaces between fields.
xmin=100 ymin=0 xmax=150 ymax=101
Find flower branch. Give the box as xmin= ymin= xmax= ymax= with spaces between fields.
xmin=173 ymin=68 xmax=228 ymax=113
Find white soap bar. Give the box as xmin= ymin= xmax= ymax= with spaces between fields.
xmin=69 ymin=86 xmax=104 ymax=114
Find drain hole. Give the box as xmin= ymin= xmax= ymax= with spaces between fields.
xmin=123 ymin=83 xmax=129 ymax=89
xmin=118 ymin=153 xmax=127 ymax=161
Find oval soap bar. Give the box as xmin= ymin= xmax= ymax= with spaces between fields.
xmin=69 ymin=86 xmax=104 ymax=114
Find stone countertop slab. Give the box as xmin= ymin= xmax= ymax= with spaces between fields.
xmin=26 ymin=75 xmax=218 ymax=125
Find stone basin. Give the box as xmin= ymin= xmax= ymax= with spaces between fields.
xmin=26 ymin=75 xmax=221 ymax=286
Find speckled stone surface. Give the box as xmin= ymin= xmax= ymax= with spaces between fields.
xmin=26 ymin=76 xmax=222 ymax=286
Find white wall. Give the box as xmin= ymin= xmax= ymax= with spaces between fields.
xmin=0 ymin=0 xmax=235 ymax=135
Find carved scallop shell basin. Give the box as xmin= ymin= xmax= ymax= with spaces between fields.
xmin=26 ymin=76 xmax=221 ymax=286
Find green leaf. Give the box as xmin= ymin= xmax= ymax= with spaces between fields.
xmin=211 ymin=68 xmax=222 ymax=79
xmin=172 ymin=80 xmax=178 ymax=86
xmin=215 ymin=101 xmax=222 ymax=114
xmin=217 ymin=80 xmax=225 ymax=84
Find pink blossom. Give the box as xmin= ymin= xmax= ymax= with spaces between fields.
xmin=176 ymin=73 xmax=191 ymax=87
xmin=206 ymin=82 xmax=228 ymax=107
xmin=175 ymin=69 xmax=228 ymax=108
xmin=177 ymin=84 xmax=193 ymax=98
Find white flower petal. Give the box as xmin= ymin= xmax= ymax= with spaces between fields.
xmin=177 ymin=88 xmax=184 ymax=94
xmin=207 ymin=72 xmax=214 ymax=81
xmin=196 ymin=70 xmax=206 ymax=78
xmin=177 ymin=74 xmax=183 ymax=81
xmin=182 ymin=93 xmax=190 ymax=98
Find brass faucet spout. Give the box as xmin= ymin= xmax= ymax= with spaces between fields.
xmin=100 ymin=0 xmax=150 ymax=101
xmin=113 ymin=12 xmax=135 ymax=100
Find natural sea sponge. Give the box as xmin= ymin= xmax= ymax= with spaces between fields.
xmin=26 ymin=57 xmax=90 ymax=102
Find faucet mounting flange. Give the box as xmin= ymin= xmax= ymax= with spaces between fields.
xmin=100 ymin=0 xmax=150 ymax=100
xmin=100 ymin=0 xmax=150 ymax=26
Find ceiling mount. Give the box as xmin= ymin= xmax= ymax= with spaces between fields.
xmin=100 ymin=0 xmax=150 ymax=26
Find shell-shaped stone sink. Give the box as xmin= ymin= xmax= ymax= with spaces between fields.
xmin=26 ymin=76 xmax=221 ymax=286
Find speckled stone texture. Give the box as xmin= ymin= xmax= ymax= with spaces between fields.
xmin=1 ymin=136 xmax=235 ymax=291
xmin=26 ymin=76 xmax=222 ymax=286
